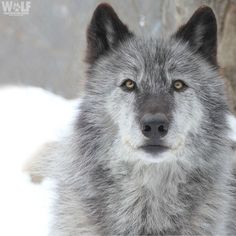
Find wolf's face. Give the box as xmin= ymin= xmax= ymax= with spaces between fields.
xmin=82 ymin=4 xmax=228 ymax=162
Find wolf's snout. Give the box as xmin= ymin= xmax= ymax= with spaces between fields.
xmin=141 ymin=113 xmax=169 ymax=139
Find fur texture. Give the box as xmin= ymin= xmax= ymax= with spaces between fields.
xmin=39 ymin=4 xmax=236 ymax=235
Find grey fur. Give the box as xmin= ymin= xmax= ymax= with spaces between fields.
xmin=41 ymin=4 xmax=236 ymax=236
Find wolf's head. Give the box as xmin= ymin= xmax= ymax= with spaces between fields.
xmin=79 ymin=4 xmax=229 ymax=163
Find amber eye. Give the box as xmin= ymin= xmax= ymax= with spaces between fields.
xmin=173 ymin=80 xmax=186 ymax=91
xmin=121 ymin=79 xmax=136 ymax=91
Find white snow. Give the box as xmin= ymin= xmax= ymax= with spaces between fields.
xmin=0 ymin=86 xmax=78 ymax=236
xmin=228 ymin=113 xmax=236 ymax=143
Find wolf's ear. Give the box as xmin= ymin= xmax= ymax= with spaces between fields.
xmin=174 ymin=6 xmax=217 ymax=66
xmin=86 ymin=3 xmax=133 ymax=64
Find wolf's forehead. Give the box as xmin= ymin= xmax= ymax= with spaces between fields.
xmin=119 ymin=39 xmax=178 ymax=84
xmin=123 ymin=39 xmax=171 ymax=67
xmin=119 ymin=38 xmax=200 ymax=85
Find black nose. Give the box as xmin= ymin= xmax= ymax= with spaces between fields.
xmin=141 ymin=113 xmax=169 ymax=139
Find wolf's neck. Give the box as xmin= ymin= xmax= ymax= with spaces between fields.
xmin=75 ymin=127 xmax=231 ymax=234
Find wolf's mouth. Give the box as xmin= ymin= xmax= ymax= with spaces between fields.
xmin=139 ymin=145 xmax=169 ymax=154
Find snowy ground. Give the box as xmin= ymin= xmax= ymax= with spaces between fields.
xmin=228 ymin=114 xmax=236 ymax=143
xmin=0 ymin=86 xmax=78 ymax=236
xmin=0 ymin=86 xmax=235 ymax=236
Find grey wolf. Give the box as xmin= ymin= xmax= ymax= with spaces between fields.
xmin=29 ymin=4 xmax=236 ymax=235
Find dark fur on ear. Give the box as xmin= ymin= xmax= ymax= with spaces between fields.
xmin=174 ymin=6 xmax=217 ymax=66
xmin=86 ymin=3 xmax=133 ymax=64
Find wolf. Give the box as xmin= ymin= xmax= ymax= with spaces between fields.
xmin=31 ymin=3 xmax=236 ymax=235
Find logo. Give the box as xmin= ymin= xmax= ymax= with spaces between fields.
xmin=1 ymin=1 xmax=31 ymax=16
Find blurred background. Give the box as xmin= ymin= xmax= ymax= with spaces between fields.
xmin=0 ymin=1 xmax=235 ymax=235
xmin=0 ymin=0 xmax=235 ymax=112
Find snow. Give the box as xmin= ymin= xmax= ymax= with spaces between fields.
xmin=0 ymin=86 xmax=78 ymax=236
xmin=228 ymin=113 xmax=236 ymax=143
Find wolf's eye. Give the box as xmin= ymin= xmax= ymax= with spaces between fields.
xmin=173 ymin=80 xmax=187 ymax=92
xmin=121 ymin=79 xmax=136 ymax=91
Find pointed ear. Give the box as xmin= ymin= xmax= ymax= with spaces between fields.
xmin=174 ymin=6 xmax=217 ymax=66
xmin=86 ymin=3 xmax=133 ymax=64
